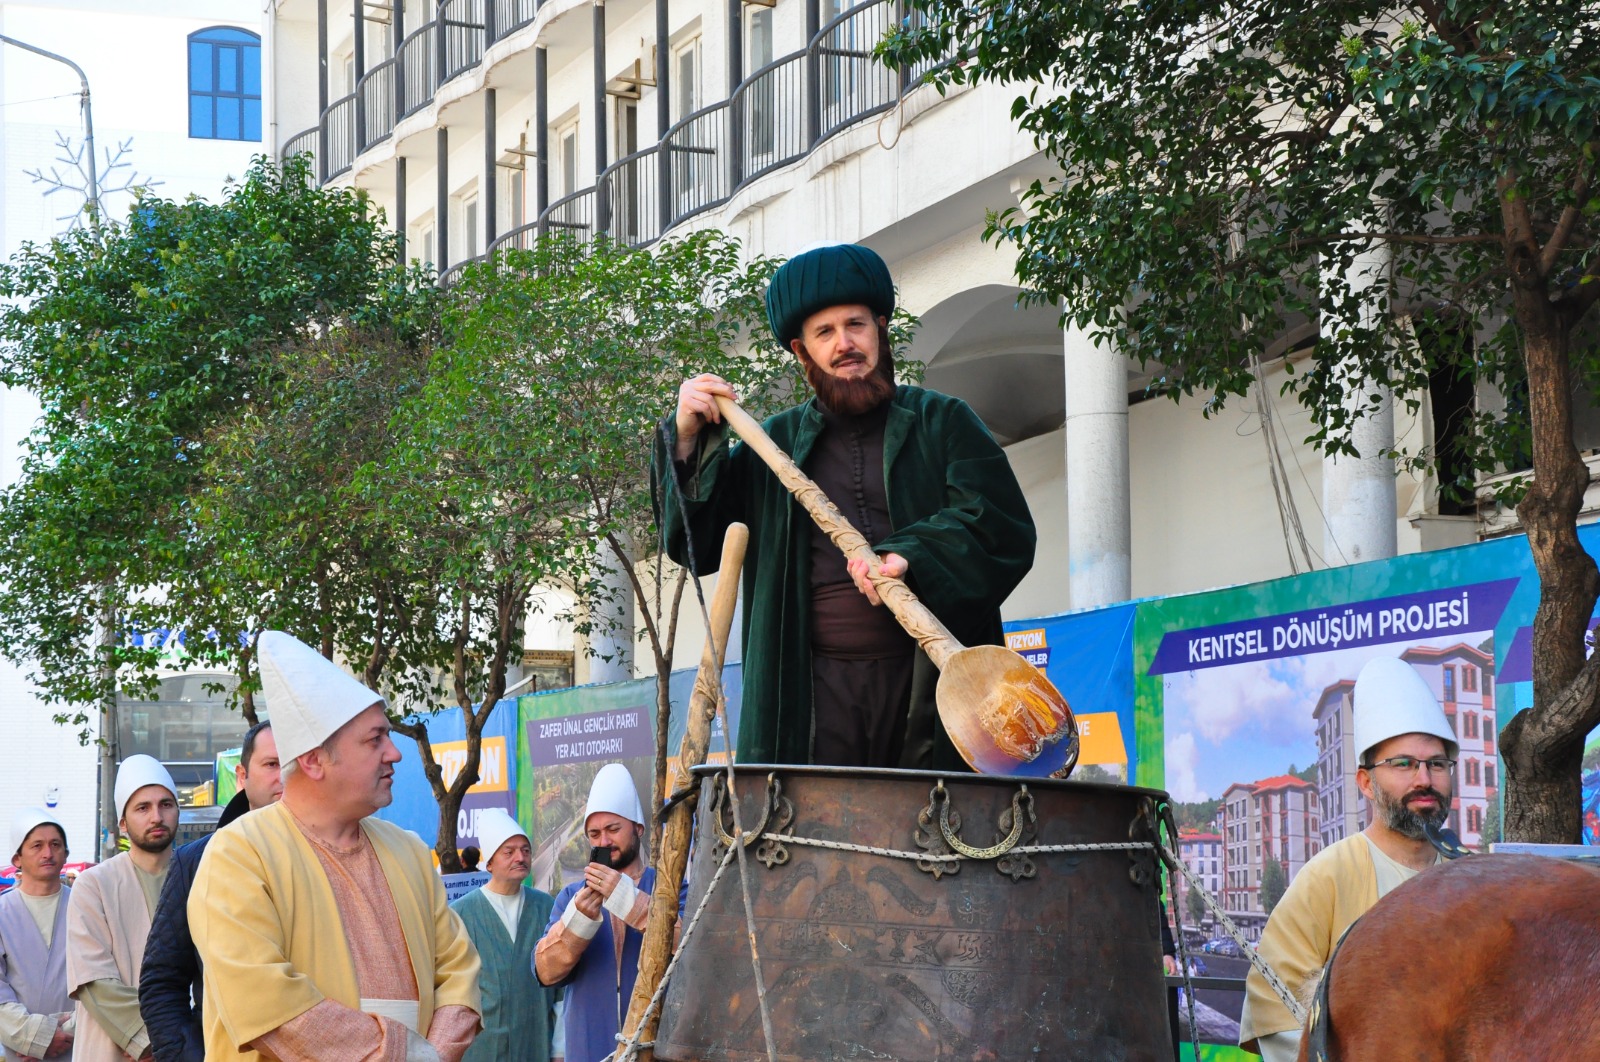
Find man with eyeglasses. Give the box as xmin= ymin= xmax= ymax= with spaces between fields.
xmin=1240 ymin=655 xmax=1458 ymax=1062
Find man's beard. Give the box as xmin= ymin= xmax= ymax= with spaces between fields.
xmin=130 ymin=827 xmax=174 ymax=855
xmin=1371 ymin=783 xmax=1449 ymax=841
xmin=610 ymin=832 xmax=642 ymax=871
xmin=799 ymin=343 xmax=896 ymax=416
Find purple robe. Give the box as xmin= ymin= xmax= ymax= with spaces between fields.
xmin=0 ymin=885 xmax=73 ymax=1061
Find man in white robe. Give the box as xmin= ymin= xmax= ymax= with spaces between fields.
xmin=189 ymin=630 xmax=481 ymax=1061
xmin=0 ymin=808 xmax=75 ymax=1060
xmin=66 ymin=755 xmax=179 ymax=1062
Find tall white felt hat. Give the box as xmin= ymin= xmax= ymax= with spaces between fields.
xmin=584 ymin=763 xmax=644 ymax=827
xmin=258 ymin=630 xmax=387 ymax=765
xmin=1353 ymin=656 xmax=1459 ymax=764
xmin=475 ymin=808 xmax=529 ymax=868
xmin=114 ymin=754 xmax=178 ymax=818
xmin=11 ymin=807 xmax=65 ymax=858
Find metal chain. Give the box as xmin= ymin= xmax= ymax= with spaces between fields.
xmin=1160 ymin=841 xmax=1307 ymax=1024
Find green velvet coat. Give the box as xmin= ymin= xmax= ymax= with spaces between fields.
xmin=451 ymin=885 xmax=558 ymax=1062
xmin=652 ymin=386 xmax=1037 ymax=768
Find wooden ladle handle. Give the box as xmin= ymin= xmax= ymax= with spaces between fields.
xmin=714 ymin=396 xmax=963 ymax=669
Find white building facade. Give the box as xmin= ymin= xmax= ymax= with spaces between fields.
xmin=1 ymin=0 xmax=266 ymax=856
xmin=264 ymin=0 xmax=1516 ymax=679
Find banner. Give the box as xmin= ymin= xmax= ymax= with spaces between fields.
xmin=515 ymin=667 xmax=742 ymax=896
xmin=1133 ymin=528 xmax=1600 ymax=1060
xmin=1003 ymin=603 xmax=1137 ymax=782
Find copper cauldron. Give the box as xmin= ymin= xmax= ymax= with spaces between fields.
xmin=656 ymin=765 xmax=1172 ymax=1062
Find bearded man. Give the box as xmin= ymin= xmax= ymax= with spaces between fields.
xmin=140 ymin=720 xmax=283 ymax=1062
xmin=534 ymin=765 xmax=656 ymax=1062
xmin=654 ymin=242 xmax=1036 ymax=768
xmin=1240 ymin=656 xmax=1459 ymax=1062
xmin=66 ymin=755 xmax=180 ymax=1062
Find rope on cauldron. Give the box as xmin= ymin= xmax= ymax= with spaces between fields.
xmin=752 ymin=832 xmax=1159 ymax=862
xmin=735 ymin=819 xmax=1309 ymax=1027
xmin=612 ymin=838 xmax=741 ymax=1060
xmin=646 ymin=419 xmax=782 ymax=1062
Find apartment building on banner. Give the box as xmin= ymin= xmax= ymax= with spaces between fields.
xmin=1220 ymin=774 xmax=1319 ymax=940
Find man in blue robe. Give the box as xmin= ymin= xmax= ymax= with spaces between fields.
xmin=450 ymin=808 xmax=557 ymax=1062
xmin=534 ymin=764 xmax=657 ymax=1062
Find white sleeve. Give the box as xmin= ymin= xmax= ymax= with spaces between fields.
xmin=601 ymin=874 xmax=638 ymax=920
xmin=1257 ymin=1029 xmax=1303 ymax=1062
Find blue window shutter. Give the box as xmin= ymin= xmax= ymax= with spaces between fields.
xmin=190 ymin=95 xmax=214 ymax=139
xmin=190 ymin=41 xmax=213 ymax=92
xmin=243 ymin=98 xmax=262 ymax=142
xmin=218 ymin=47 xmax=239 ymax=93
xmin=244 ymin=48 xmax=261 ymax=96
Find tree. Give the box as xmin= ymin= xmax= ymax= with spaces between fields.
xmin=0 ymin=154 xmax=415 ymax=728
xmin=443 ymin=231 xmax=788 ymax=858
xmin=1260 ymin=857 xmax=1288 ymax=915
xmin=886 ymin=1 xmax=1600 ymax=842
xmin=1186 ymin=882 xmax=1208 ymax=926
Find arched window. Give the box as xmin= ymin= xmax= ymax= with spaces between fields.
xmin=189 ymin=27 xmax=261 ymax=141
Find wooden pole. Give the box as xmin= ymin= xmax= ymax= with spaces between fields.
xmin=617 ymin=522 xmax=748 ymax=1059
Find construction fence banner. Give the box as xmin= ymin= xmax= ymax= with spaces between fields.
xmin=1129 ymin=524 xmax=1600 ymax=1060
xmin=514 ymin=665 xmax=742 ymax=897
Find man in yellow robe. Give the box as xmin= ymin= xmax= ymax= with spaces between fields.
xmin=1240 ymin=656 xmax=1456 ymax=1060
xmin=189 ymin=631 xmax=481 ymax=1061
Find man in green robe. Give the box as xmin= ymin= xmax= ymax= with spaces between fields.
xmin=654 ymin=242 xmax=1036 ymax=769
xmin=450 ymin=809 xmax=557 ymax=1062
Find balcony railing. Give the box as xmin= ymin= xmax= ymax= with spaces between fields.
xmin=486 ymin=0 xmax=541 ymax=40
xmin=398 ymin=21 xmax=438 ymax=119
xmin=441 ymin=0 xmax=486 ymax=84
xmin=359 ymin=58 xmax=397 ymax=151
xmin=286 ymin=0 xmax=962 ymax=269
xmin=322 ymin=92 xmax=357 ymax=180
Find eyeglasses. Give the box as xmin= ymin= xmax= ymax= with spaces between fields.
xmin=1362 ymin=755 xmax=1456 ymax=775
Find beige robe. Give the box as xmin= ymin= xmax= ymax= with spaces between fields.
xmin=189 ymin=802 xmax=480 ymax=1061
xmin=1239 ymin=833 xmax=1378 ymax=1051
xmin=64 ymin=854 xmax=155 ymax=1062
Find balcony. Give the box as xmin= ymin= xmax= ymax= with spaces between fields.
xmin=280 ymin=0 xmax=959 ymax=265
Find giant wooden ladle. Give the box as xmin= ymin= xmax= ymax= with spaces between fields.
xmin=714 ymin=396 xmax=1080 ymax=776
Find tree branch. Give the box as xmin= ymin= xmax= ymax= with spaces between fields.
xmin=1537 ymin=164 xmax=1594 ymax=278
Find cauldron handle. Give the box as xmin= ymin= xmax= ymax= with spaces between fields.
xmin=929 ymin=780 xmax=1035 ymax=860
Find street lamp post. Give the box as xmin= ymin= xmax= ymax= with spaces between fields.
xmin=0 ymin=34 xmax=114 ymax=859
xmin=0 ymin=33 xmax=100 ymax=226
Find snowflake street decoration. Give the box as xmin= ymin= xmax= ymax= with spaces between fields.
xmin=25 ymin=132 xmax=163 ymax=230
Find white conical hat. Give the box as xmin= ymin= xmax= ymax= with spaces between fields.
xmin=1353 ymin=656 xmax=1459 ymax=763
xmin=475 ymin=808 xmax=529 ymax=869
xmin=11 ymin=807 xmax=65 ymax=858
xmin=114 ymin=754 xmax=177 ymax=818
xmin=584 ymin=763 xmax=644 ymax=826
xmin=258 ymin=630 xmax=386 ymax=766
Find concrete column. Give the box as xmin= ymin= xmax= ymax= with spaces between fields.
xmin=1320 ymin=246 xmax=1397 ymax=565
xmin=1063 ymin=317 xmax=1132 ymax=608
xmin=587 ymin=542 xmax=635 ymax=684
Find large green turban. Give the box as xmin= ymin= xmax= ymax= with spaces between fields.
xmin=765 ymin=243 xmax=895 ymax=350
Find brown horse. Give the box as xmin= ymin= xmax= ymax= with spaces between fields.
xmin=1299 ymin=854 xmax=1600 ymax=1061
